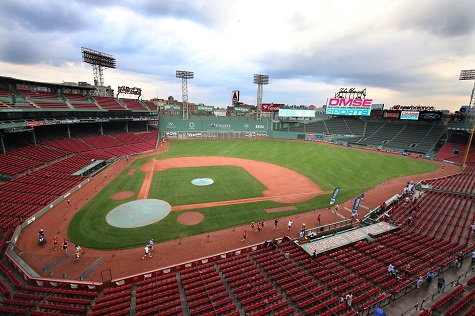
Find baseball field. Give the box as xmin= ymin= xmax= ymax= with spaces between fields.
xmin=68 ymin=139 xmax=438 ymax=249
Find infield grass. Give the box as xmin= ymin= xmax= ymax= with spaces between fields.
xmin=69 ymin=139 xmax=439 ymax=249
xmin=149 ymin=166 xmax=267 ymax=205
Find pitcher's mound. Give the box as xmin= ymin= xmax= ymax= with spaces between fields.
xmin=177 ymin=212 xmax=204 ymax=225
xmin=111 ymin=191 xmax=135 ymax=200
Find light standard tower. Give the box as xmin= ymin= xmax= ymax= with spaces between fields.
xmin=459 ymin=69 xmax=475 ymax=167
xmin=254 ymin=74 xmax=269 ymax=121
xmin=81 ymin=47 xmax=116 ymax=97
xmin=176 ymin=70 xmax=194 ymax=120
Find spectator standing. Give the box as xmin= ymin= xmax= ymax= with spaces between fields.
xmin=403 ymin=263 xmax=411 ymax=277
xmin=345 ymin=292 xmax=353 ymax=309
xmin=456 ymin=251 xmax=463 ymax=267
xmin=312 ymin=250 xmax=317 ymax=260
xmin=426 ymin=271 xmax=435 ymax=285
xmin=388 ymin=264 xmax=395 ymax=276
xmin=416 ymin=276 xmax=424 ymax=291
xmin=437 ymin=275 xmax=445 ymax=292
xmin=471 ymin=250 xmax=475 ymax=264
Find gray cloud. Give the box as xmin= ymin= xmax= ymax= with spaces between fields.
xmin=1 ymin=0 xmax=94 ymax=33
xmin=391 ymin=0 xmax=475 ymax=37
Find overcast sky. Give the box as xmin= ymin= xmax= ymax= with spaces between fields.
xmin=1 ymin=0 xmax=474 ymax=112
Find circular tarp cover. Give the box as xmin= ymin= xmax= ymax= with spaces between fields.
xmin=106 ymin=199 xmax=171 ymax=228
xmin=191 ymin=178 xmax=214 ymax=186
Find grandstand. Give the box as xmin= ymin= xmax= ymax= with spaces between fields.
xmin=1 ymin=75 xmax=475 ymax=315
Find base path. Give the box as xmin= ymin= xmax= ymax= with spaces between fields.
xmin=139 ymin=156 xmax=327 ymax=205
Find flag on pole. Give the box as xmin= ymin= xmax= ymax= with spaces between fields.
xmin=330 ymin=187 xmax=340 ymax=205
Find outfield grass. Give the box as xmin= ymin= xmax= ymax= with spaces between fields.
xmin=149 ymin=166 xmax=267 ymax=205
xmin=69 ymin=139 xmax=439 ymax=249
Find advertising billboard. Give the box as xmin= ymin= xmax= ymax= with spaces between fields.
xmin=325 ymin=98 xmax=373 ymax=116
xmin=262 ymin=103 xmax=283 ymax=112
xmin=233 ymin=107 xmax=250 ymax=113
xmin=418 ymin=111 xmax=442 ymax=121
xmin=278 ymin=109 xmax=316 ymax=118
xmin=164 ymin=104 xmax=181 ymax=111
xmin=400 ymin=111 xmax=419 ymax=120
xmin=383 ymin=110 xmax=400 ymax=118
xmin=195 ymin=105 xmax=214 ymax=113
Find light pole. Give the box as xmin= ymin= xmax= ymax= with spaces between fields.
xmin=254 ymin=74 xmax=269 ymax=121
xmin=176 ymin=71 xmax=194 ymax=120
xmin=459 ymin=69 xmax=475 ymax=167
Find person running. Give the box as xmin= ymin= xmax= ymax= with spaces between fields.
xmin=287 ymin=220 xmax=293 ymax=231
xmin=142 ymin=245 xmax=152 ymax=259
xmin=273 ymin=218 xmax=279 ymax=230
xmin=148 ymin=239 xmax=155 ymax=252
xmin=62 ymin=240 xmax=68 ymax=254
xmin=317 ymin=214 xmax=321 ymax=225
xmin=241 ymin=230 xmax=247 ymax=242
xmin=52 ymin=236 xmax=58 ymax=251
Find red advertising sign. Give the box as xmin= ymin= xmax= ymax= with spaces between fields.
xmin=27 ymin=122 xmax=43 ymax=127
xmin=307 ymin=132 xmax=314 ymax=137
xmin=383 ymin=110 xmax=399 ymax=118
xmin=262 ymin=103 xmax=282 ymax=112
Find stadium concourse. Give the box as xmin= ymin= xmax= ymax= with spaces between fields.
xmin=1 ymin=138 xmax=475 ymax=315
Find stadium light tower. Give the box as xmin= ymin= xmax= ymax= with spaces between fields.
xmin=459 ymin=69 xmax=475 ymax=167
xmin=176 ymin=70 xmax=194 ymax=120
xmin=81 ymin=47 xmax=116 ymax=96
xmin=254 ymin=74 xmax=269 ymax=121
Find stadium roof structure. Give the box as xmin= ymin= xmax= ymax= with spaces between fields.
xmin=0 ymin=76 xmax=96 ymax=90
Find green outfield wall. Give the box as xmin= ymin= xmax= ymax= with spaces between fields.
xmin=160 ymin=117 xmax=271 ymax=139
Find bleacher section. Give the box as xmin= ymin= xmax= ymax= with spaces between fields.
xmin=93 ymin=96 xmax=125 ymax=110
xmin=435 ymin=134 xmax=475 ymax=163
xmin=278 ymin=119 xmax=444 ymax=154
xmin=120 ymin=98 xmax=147 ymax=110
xmin=142 ymin=100 xmax=158 ymax=111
